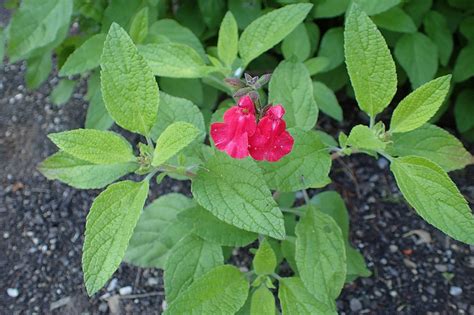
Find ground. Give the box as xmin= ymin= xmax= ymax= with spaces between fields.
xmin=1 ymin=62 xmax=473 ymax=315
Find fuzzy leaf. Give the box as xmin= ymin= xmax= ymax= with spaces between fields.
xmin=269 ymin=60 xmax=318 ymax=130
xmin=394 ymin=32 xmax=438 ymax=88
xmin=50 ymin=79 xmax=76 ymax=106
xmin=318 ymin=27 xmax=344 ymax=71
xmin=165 ymin=234 xmax=223 ymax=303
xmin=454 ymin=89 xmax=474 ymax=133
xmin=344 ymin=3 xmax=397 ymax=118
xmin=390 ymin=75 xmax=451 ymax=133
xmin=313 ymin=81 xmax=343 ymax=121
xmin=253 ymin=239 xmax=277 ymax=275
xmin=101 ymin=23 xmax=159 ymax=136
xmin=150 ymin=92 xmax=205 ymax=141
xmin=238 ymin=3 xmax=313 ymax=66
xmin=59 ymin=34 xmax=106 ymax=76
xmin=165 ymin=265 xmax=249 ymax=315
xmin=125 ymin=194 xmax=195 ymax=268
xmin=259 ymin=129 xmax=331 ymax=192
xmin=83 ymin=180 xmax=149 ymax=295
xmin=279 ymin=277 xmax=336 ymax=315
xmin=218 ymin=11 xmax=239 ymax=67
xmin=179 ymin=206 xmax=257 ymax=247
xmin=7 ymin=0 xmax=73 ymax=61
xmin=192 ymin=151 xmax=286 ymax=239
xmin=129 ymin=7 xmax=148 ymax=44
xmin=453 ymin=44 xmax=474 ymax=83
xmin=25 ymin=53 xmax=52 ymax=89
xmin=355 ymin=0 xmax=401 ymax=15
xmin=391 ymin=156 xmax=474 ymax=244
xmin=282 ymin=23 xmax=311 ymax=62
xmin=295 ymin=207 xmax=346 ymax=305
xmin=372 ymin=7 xmax=417 ymax=33
xmin=347 ymin=125 xmax=385 ymax=151
xmin=38 ymin=152 xmax=137 ymax=189
xmin=387 ymin=124 xmax=472 ymax=172
xmin=139 ymin=43 xmax=210 ymax=78
xmin=48 ymin=129 xmax=135 ymax=164
xmin=152 ymin=122 xmax=200 ymax=166
xmin=250 ymin=286 xmax=275 ymax=315
xmin=423 ymin=11 xmax=453 ymax=66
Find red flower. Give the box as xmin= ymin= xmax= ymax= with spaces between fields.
xmin=210 ymin=95 xmax=257 ymax=159
xmin=249 ymin=105 xmax=294 ymax=162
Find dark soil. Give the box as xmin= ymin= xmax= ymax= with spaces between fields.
xmin=1 ymin=61 xmax=473 ymax=315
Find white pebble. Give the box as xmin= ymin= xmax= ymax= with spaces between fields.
xmin=107 ymin=278 xmax=118 ymax=292
xmin=449 ymin=286 xmax=462 ymax=296
xmin=7 ymin=288 xmax=19 ymax=298
xmin=119 ymin=286 xmax=132 ymax=295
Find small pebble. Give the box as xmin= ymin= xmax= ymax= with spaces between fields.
xmin=380 ymin=258 xmax=387 ymax=265
xmin=435 ymin=264 xmax=448 ymax=272
xmin=146 ymin=277 xmax=159 ymax=286
xmin=449 ymin=286 xmax=462 ymax=296
xmin=350 ymin=298 xmax=362 ymax=312
xmin=7 ymin=288 xmax=19 ymax=298
xmin=119 ymin=286 xmax=132 ymax=295
xmin=377 ymin=158 xmax=388 ymax=169
xmin=389 ymin=245 xmax=398 ymax=253
xmin=107 ymin=278 xmax=118 ymax=292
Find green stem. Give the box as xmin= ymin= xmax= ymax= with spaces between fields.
xmin=302 ymin=189 xmax=310 ymax=205
xmin=369 ymin=116 xmax=375 ymax=128
xmin=281 ymin=208 xmax=302 ymax=216
xmin=160 ymin=164 xmax=197 ymax=178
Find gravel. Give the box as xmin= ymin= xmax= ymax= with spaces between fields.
xmin=1 ymin=62 xmax=473 ymax=314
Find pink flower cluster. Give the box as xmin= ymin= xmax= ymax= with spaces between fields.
xmin=211 ymin=95 xmax=294 ymax=162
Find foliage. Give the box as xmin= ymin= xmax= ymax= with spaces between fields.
xmin=3 ymin=0 xmax=473 ymax=313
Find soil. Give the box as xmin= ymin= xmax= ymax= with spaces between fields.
xmin=1 ymin=62 xmax=473 ymax=315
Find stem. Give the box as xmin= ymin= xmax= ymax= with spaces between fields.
xmin=144 ymin=169 xmax=159 ymax=182
xmin=281 ymin=208 xmax=302 ymax=216
xmin=369 ymin=116 xmax=375 ymax=128
xmin=145 ymin=135 xmax=154 ymax=149
xmin=378 ymin=151 xmax=394 ymax=162
xmin=302 ymin=189 xmax=310 ymax=205
xmin=160 ymin=164 xmax=197 ymax=178
xmin=271 ymin=273 xmax=282 ymax=281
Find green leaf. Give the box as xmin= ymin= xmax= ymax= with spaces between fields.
xmin=453 ymin=44 xmax=474 ymax=83
xmin=387 ymin=124 xmax=472 ymax=172
xmin=460 ymin=16 xmax=474 ymax=41
xmin=390 ymin=75 xmax=451 ymax=133
xmin=139 ymin=43 xmax=209 ymax=78
xmin=312 ymin=0 xmax=349 ymax=19
xmin=101 ymin=23 xmax=159 ymax=136
xmin=355 ymin=0 xmax=401 ymax=15
xmin=423 ymin=11 xmax=453 ymax=66
xmin=124 ymin=193 xmax=195 ymax=268
xmin=281 ymin=237 xmax=298 ymax=273
xmin=159 ymin=77 xmax=204 ymax=105
xmin=259 ymin=129 xmax=331 ymax=192
xmin=152 ymin=122 xmax=200 ymax=166
xmin=150 ymin=92 xmax=205 ymax=141
xmin=344 ymin=3 xmax=397 ymax=118
xmin=347 ymin=125 xmax=385 ymax=151
xmin=165 ymin=234 xmax=223 ymax=303
xmin=148 ymin=19 xmax=206 ymax=59
xmin=7 ymin=0 xmax=73 ymax=61
xmin=250 ymin=286 xmax=275 ymax=315
xmin=394 ymin=32 xmax=438 ymax=88
xmin=50 ymin=79 xmax=76 ymax=106
xmin=318 ymin=27 xmax=344 ymax=71
xmin=229 ymin=0 xmax=262 ymax=30
xmin=0 ymin=28 xmax=5 ymax=62
xmin=38 ymin=151 xmax=137 ymax=189
xmin=372 ymin=7 xmax=417 ymax=33
xmin=218 ymin=11 xmax=239 ymax=67
xmin=238 ymin=3 xmax=313 ymax=66
xmin=454 ymin=89 xmax=474 ymax=133
xmin=311 ymin=191 xmax=371 ymax=281
xmin=179 ymin=206 xmax=258 ymax=247
xmin=59 ymin=34 xmax=106 ymax=76
xmin=129 ymin=7 xmax=148 ymax=44
xmin=313 ymin=81 xmax=343 ymax=121
xmin=48 ymin=129 xmax=135 ymax=164
xmin=191 ymin=151 xmax=286 ymax=239
xmin=166 ymin=265 xmax=249 ymax=315
xmin=83 ymin=180 xmax=149 ymax=295
xmin=269 ymin=60 xmax=318 ymax=130
xmin=253 ymin=239 xmax=277 ymax=276
xmin=278 ymin=277 xmax=336 ymax=315
xmin=85 ymin=86 xmax=114 ymax=131
xmin=282 ymin=23 xmax=311 ymax=62
xmin=198 ymin=0 xmax=226 ymax=29
xmin=404 ymin=0 xmax=433 ymax=28
xmin=391 ymin=156 xmax=474 ymax=244
xmin=304 ymin=57 xmax=330 ymax=76
xmin=25 ymin=53 xmax=52 ymax=89
xmin=295 ymin=207 xmax=346 ymax=305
